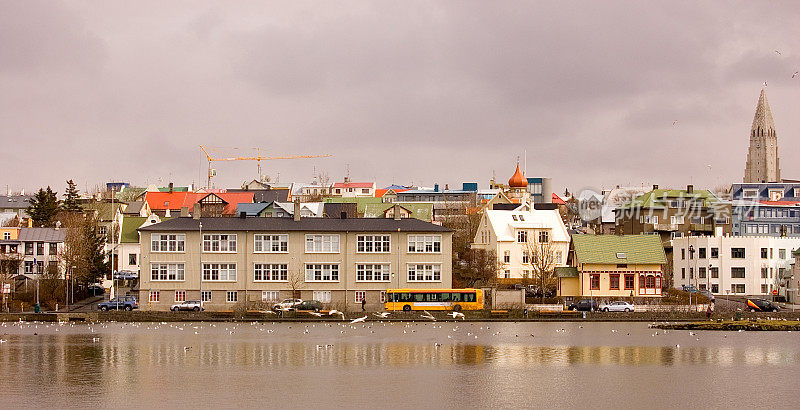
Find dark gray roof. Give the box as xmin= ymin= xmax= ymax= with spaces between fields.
xmin=139 ymin=216 xmax=451 ymax=233
xmin=123 ymin=201 xmax=145 ymax=214
xmin=0 ymin=196 xmax=32 ymax=209
xmin=18 ymin=228 xmax=66 ymax=242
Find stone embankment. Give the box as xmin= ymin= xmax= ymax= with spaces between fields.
xmin=654 ymin=319 xmax=800 ymax=331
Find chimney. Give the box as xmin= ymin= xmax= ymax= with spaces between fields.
xmin=687 ymin=184 xmax=694 ymax=193
xmin=180 ymin=207 xmax=189 ymax=218
xmin=653 ymin=184 xmax=659 ymax=190
xmin=165 ymin=208 xmax=171 ymax=218
xmin=192 ymin=203 xmax=201 ymax=220
xmin=445 ymin=184 xmax=449 ymax=190
xmin=169 ymin=182 xmax=173 ymax=193
xmin=294 ymin=200 xmax=301 ymax=221
xmin=340 ymin=211 xmax=347 ymax=219
xmin=434 ymin=183 xmax=439 ymax=192
xmin=393 ymin=203 xmax=401 ymax=220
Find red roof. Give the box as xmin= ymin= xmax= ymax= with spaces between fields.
xmin=759 ymin=200 xmax=800 ymax=206
xmin=144 ymin=191 xmax=191 ymax=210
xmin=333 ymin=182 xmax=374 ymax=189
xmin=375 ymin=188 xmax=408 ymax=198
xmin=552 ymin=193 xmax=566 ymax=204
xmin=182 ymin=192 xmax=255 ymax=215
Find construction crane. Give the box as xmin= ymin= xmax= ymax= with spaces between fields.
xmin=200 ymin=145 xmax=332 ymax=188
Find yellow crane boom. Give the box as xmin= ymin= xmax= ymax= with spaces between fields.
xmin=200 ymin=145 xmax=332 ymax=188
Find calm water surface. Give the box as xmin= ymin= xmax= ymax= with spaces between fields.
xmin=0 ymin=320 xmax=798 ymax=409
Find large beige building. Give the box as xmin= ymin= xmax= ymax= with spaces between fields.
xmin=138 ymin=212 xmax=452 ymax=311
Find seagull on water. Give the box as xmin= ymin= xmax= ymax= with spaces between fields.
xmin=308 ymin=312 xmax=324 ymax=317
xmin=329 ymin=310 xmax=346 ymax=320
xmin=374 ymin=312 xmax=391 ymax=318
xmin=449 ymin=311 xmax=465 ymax=320
xmin=350 ymin=316 xmax=367 ymax=324
xmin=421 ymin=310 xmax=436 ymax=321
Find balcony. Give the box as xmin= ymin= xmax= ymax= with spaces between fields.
xmin=654 ymin=223 xmax=679 ymax=231
xmin=690 ymin=223 xmax=713 ymax=231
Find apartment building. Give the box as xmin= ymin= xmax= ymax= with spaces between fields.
xmin=672 ymin=235 xmax=800 ymax=297
xmin=138 ymin=209 xmax=452 ymax=311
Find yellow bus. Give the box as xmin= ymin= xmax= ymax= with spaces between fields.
xmin=385 ymin=289 xmax=484 ymax=312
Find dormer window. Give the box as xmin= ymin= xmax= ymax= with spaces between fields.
xmin=616 ymin=252 xmax=627 ymax=259
xmin=164 ymin=201 xmax=169 ymax=207
xmin=518 ymin=215 xmax=525 ymax=221
xmin=512 ymin=215 xmax=518 ymax=221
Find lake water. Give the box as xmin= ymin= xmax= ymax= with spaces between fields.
xmin=0 ymin=320 xmax=798 ymax=409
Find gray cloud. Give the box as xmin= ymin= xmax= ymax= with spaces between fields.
xmin=1 ymin=1 xmax=799 ymax=195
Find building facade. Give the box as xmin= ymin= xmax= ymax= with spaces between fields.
xmin=138 ymin=214 xmax=453 ymax=311
xmin=559 ymin=235 xmax=667 ymax=300
xmin=672 ymin=235 xmax=800 ymax=297
xmin=470 ymin=209 xmax=570 ymax=281
xmin=731 ymin=182 xmax=800 ymax=237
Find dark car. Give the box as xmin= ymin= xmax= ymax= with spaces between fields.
xmin=746 ymin=298 xmax=780 ymax=312
xmin=291 ymin=300 xmax=323 ymax=312
xmin=568 ymin=299 xmax=599 ymax=312
xmin=682 ymin=285 xmax=698 ymax=293
xmin=98 ymin=296 xmax=138 ymax=311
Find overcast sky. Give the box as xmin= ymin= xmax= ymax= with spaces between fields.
xmin=1 ymin=1 xmax=799 ymax=195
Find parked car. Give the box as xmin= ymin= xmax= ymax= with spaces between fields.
xmin=98 ymin=296 xmax=138 ymax=311
xmin=698 ymin=290 xmax=716 ymax=302
xmin=291 ymin=300 xmax=323 ymax=312
xmin=599 ymin=301 xmax=635 ymax=312
xmin=568 ymin=299 xmax=599 ymax=312
xmin=746 ymin=298 xmax=780 ymax=312
xmin=272 ymin=298 xmax=303 ymax=311
xmin=87 ymin=284 xmax=105 ymax=296
xmin=171 ymin=300 xmax=204 ymax=312
xmin=682 ymin=285 xmax=698 ymax=293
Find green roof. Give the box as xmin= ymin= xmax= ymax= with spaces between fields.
xmin=323 ymin=197 xmax=383 ymax=214
xmin=120 ymin=217 xmax=147 ymax=243
xmin=617 ymin=189 xmax=720 ymax=210
xmin=572 ymin=235 xmax=666 ymax=265
xmin=363 ymin=203 xmax=433 ymax=221
xmin=555 ymin=267 xmax=579 ymax=278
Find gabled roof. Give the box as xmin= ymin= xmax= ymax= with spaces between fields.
xmin=551 ymin=193 xmax=566 ymax=205
xmin=363 ymin=203 xmax=434 ymax=221
xmin=323 ymin=197 xmax=383 ymax=214
xmin=0 ymin=196 xmax=32 ymax=209
xmin=375 ymin=188 xmax=409 ymax=198
xmin=274 ymin=202 xmax=324 ymax=217
xmin=617 ymin=189 xmax=719 ymax=210
xmin=382 ymin=184 xmax=409 ymax=190
xmin=139 ymin=216 xmax=451 ymax=233
xmin=484 ymin=209 xmax=570 ymax=243
xmin=120 ymin=216 xmax=147 ymax=244
xmin=572 ymin=235 xmax=666 ymax=265
xmin=183 ymin=192 xmax=255 ymax=215
xmin=236 ymin=202 xmax=272 ymax=217
xmin=144 ymin=191 xmax=191 ymax=211
xmin=122 ymin=201 xmax=145 ymax=215
xmin=18 ymin=228 xmax=66 ymax=242
xmin=82 ymin=201 xmax=123 ymax=221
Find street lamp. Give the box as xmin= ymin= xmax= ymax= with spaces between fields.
xmin=688 ymin=244 xmax=695 ymax=308
xmin=199 ymin=221 xmax=203 ymax=309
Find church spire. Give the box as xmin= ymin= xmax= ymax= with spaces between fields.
xmin=751 ymin=88 xmax=775 ymax=132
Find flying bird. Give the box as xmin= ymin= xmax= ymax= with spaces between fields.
xmin=373 ymin=312 xmax=391 ymax=318
xmin=775 ymin=50 xmax=782 ymax=55
xmin=792 ymin=71 xmax=798 ymax=79
xmin=672 ymin=120 xmax=678 ymax=126
xmin=421 ymin=310 xmax=436 ymax=321
xmin=350 ymin=316 xmax=367 ymax=324
xmin=763 ymin=81 xmax=768 ymax=87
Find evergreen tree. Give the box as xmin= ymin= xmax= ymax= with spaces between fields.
xmin=62 ymin=180 xmax=82 ymax=212
xmin=83 ymin=220 xmax=110 ymax=284
xmin=27 ymin=187 xmax=60 ymax=227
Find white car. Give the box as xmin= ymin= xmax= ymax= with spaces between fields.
xmin=171 ymin=300 xmax=204 ymax=312
xmin=599 ymin=301 xmax=635 ymax=312
xmin=272 ymin=298 xmax=303 ymax=311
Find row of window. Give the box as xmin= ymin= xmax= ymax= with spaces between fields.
xmin=150 ymin=290 xmax=388 ymax=304
xmin=681 ymin=266 xmax=781 ymax=280
xmin=742 ymin=224 xmax=800 ymax=234
xmin=503 ymin=250 xmax=563 ymax=264
xmin=151 ymin=234 xmax=442 ymax=254
xmin=681 ymin=246 xmax=791 ymax=260
xmin=150 ymin=263 xmax=442 ymax=282
xmin=515 ymin=230 xmax=550 ymax=243
xmin=588 ymin=274 xmax=660 ymax=290
xmin=22 ymin=242 xmax=59 ymax=256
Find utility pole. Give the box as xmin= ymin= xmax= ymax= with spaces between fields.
xmin=199 ymin=221 xmax=203 ymax=309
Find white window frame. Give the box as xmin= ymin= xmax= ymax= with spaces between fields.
xmin=354 ymin=291 xmax=366 ymax=303
xmin=305 ymin=234 xmax=340 ymax=253
xmin=2 ymin=232 xmax=9 ymax=240
xmin=356 ymin=263 xmax=391 ymax=282
xmin=254 ymin=263 xmax=288 ymax=282
xmin=174 ymin=290 xmax=186 ymax=302
xmin=517 ymin=230 xmax=528 ymax=243
xmin=313 ymin=290 xmax=332 ymax=303
xmin=407 ymin=263 xmax=442 ymax=282
xmin=305 ymin=264 xmax=340 ymax=282
xmin=538 ymin=230 xmax=550 ymax=243
xmin=254 ymin=234 xmax=288 ymax=253
xmin=742 ymin=189 xmax=758 ymax=199
xmin=201 ymin=290 xmax=212 ymax=302
xmin=356 ymin=234 xmax=391 ymax=253
xmin=202 ymin=263 xmax=237 ymax=282
xmin=262 ymin=291 xmax=280 ymax=302
xmin=150 ymin=233 xmax=185 ymax=253
xmin=203 ymin=234 xmax=237 ymax=253
xmin=149 ymin=291 xmax=160 ymax=303
xmin=150 ymin=263 xmax=186 ymax=281
xmin=407 ymin=235 xmax=442 ymax=253
xmin=226 ymin=291 xmax=238 ymax=303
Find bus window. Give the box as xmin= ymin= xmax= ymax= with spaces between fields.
xmin=440 ymin=293 xmax=451 ymax=302
xmin=400 ymin=293 xmax=411 ymax=302
xmin=452 ymin=293 xmax=462 ymax=302
xmin=414 ymin=293 xmax=425 ymax=302
xmin=461 ymin=293 xmax=475 ymax=303
xmin=428 ymin=293 xmax=439 ymax=301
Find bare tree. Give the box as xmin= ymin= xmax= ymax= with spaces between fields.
xmin=521 ymin=232 xmax=557 ymax=303
xmin=456 ymin=248 xmax=499 ymax=288
xmin=0 ymin=253 xmax=21 ymax=311
xmin=288 ymin=266 xmax=305 ymax=299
